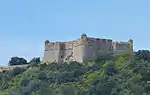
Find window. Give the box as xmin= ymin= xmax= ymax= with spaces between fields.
xmin=61 ymin=56 xmax=63 ymax=59
xmin=65 ymin=58 xmax=68 ymax=60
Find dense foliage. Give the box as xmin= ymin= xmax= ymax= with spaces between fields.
xmin=8 ymin=57 xmax=28 ymax=66
xmin=8 ymin=57 xmax=41 ymax=66
xmin=1 ymin=50 xmax=150 ymax=95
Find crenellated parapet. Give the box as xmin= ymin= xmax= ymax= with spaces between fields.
xmin=112 ymin=39 xmax=133 ymax=53
xmin=86 ymin=37 xmax=113 ymax=46
xmin=44 ymin=40 xmax=66 ymax=51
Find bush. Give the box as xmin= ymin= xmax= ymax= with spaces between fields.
xmin=135 ymin=50 xmax=150 ymax=61
xmin=9 ymin=67 xmax=26 ymax=76
xmin=29 ymin=57 xmax=41 ymax=64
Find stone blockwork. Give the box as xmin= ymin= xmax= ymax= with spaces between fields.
xmin=43 ymin=33 xmax=133 ymax=63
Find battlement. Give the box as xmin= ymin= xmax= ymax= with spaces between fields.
xmin=112 ymin=39 xmax=133 ymax=53
xmin=44 ymin=34 xmax=114 ymax=50
xmin=43 ymin=33 xmax=133 ymax=63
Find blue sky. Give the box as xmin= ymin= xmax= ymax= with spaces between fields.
xmin=0 ymin=0 xmax=150 ymax=65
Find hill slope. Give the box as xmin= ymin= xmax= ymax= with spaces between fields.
xmin=0 ymin=51 xmax=150 ymax=95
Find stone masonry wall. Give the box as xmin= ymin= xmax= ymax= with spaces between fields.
xmin=43 ymin=34 xmax=133 ymax=63
xmin=113 ymin=40 xmax=133 ymax=54
xmin=82 ymin=37 xmax=113 ymax=61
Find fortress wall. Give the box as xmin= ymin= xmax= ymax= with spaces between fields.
xmin=45 ymin=43 xmax=53 ymax=51
xmin=97 ymin=39 xmax=113 ymax=53
xmin=45 ymin=42 xmax=61 ymax=51
xmin=57 ymin=43 xmax=65 ymax=62
xmin=43 ymin=42 xmax=62 ymax=63
xmin=72 ymin=45 xmax=85 ymax=63
xmin=59 ymin=42 xmax=74 ymax=62
xmin=72 ymin=39 xmax=86 ymax=63
xmin=43 ymin=50 xmax=60 ymax=63
xmin=65 ymin=42 xmax=73 ymax=49
xmin=63 ymin=50 xmax=73 ymax=61
xmin=64 ymin=42 xmax=73 ymax=59
xmin=113 ymin=42 xmax=131 ymax=54
xmin=43 ymin=34 xmax=133 ymax=63
xmin=83 ymin=39 xmax=97 ymax=61
xmin=43 ymin=39 xmax=81 ymax=63
xmin=82 ymin=38 xmax=113 ymax=61
xmin=72 ymin=38 xmax=86 ymax=47
xmin=85 ymin=38 xmax=99 ymax=60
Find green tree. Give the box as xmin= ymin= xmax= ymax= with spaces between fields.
xmin=135 ymin=50 xmax=150 ymax=61
xmin=29 ymin=57 xmax=41 ymax=64
xmin=8 ymin=57 xmax=27 ymax=66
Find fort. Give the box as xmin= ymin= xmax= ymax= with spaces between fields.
xmin=0 ymin=33 xmax=133 ymax=72
xmin=43 ymin=33 xmax=133 ymax=63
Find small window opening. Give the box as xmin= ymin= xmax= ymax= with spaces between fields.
xmin=65 ymin=58 xmax=68 ymax=60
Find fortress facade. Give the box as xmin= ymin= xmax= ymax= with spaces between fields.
xmin=43 ymin=33 xmax=133 ymax=63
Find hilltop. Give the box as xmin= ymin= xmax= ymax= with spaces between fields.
xmin=0 ymin=50 xmax=150 ymax=95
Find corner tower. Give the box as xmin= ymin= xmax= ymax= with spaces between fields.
xmin=128 ymin=39 xmax=133 ymax=52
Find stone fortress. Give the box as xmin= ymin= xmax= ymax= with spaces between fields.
xmin=0 ymin=33 xmax=133 ymax=72
xmin=43 ymin=33 xmax=133 ymax=63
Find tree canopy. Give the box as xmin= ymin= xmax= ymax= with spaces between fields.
xmin=8 ymin=57 xmax=27 ymax=66
xmin=8 ymin=57 xmax=41 ymax=66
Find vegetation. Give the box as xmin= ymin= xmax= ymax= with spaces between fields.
xmin=8 ymin=57 xmax=28 ymax=66
xmin=8 ymin=57 xmax=41 ymax=66
xmin=1 ymin=50 xmax=150 ymax=95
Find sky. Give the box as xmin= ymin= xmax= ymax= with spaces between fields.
xmin=0 ymin=0 xmax=150 ymax=66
